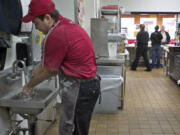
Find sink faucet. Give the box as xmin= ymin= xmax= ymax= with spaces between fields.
xmin=12 ymin=60 xmax=26 ymax=74
xmin=12 ymin=60 xmax=27 ymax=84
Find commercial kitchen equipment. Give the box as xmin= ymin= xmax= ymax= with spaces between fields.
xmin=169 ymin=47 xmax=180 ymax=81
xmin=95 ymin=58 xmax=125 ymax=113
xmin=91 ymin=6 xmax=127 ymax=113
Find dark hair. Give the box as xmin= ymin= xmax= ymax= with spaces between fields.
xmin=37 ymin=9 xmax=59 ymax=21
xmin=140 ymin=24 xmax=145 ymax=31
xmin=155 ymin=25 xmax=159 ymax=31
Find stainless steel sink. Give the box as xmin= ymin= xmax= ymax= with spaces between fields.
xmin=0 ymin=69 xmax=22 ymax=99
xmin=0 ymin=87 xmax=59 ymax=115
xmin=0 ymin=67 xmax=59 ymax=115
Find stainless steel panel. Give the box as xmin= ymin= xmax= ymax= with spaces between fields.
xmin=0 ymin=87 xmax=58 ymax=115
xmin=91 ymin=18 xmax=109 ymax=57
xmin=96 ymin=56 xmax=125 ymax=66
xmin=95 ymin=66 xmax=123 ymax=113
xmin=97 ymin=65 xmax=122 ymax=76
xmin=172 ymin=55 xmax=180 ymax=81
xmin=0 ymin=67 xmax=58 ymax=135
xmin=0 ymin=67 xmax=59 ymax=115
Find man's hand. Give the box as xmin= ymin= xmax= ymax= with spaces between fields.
xmin=22 ymin=65 xmax=57 ymax=95
xmin=22 ymin=85 xmax=34 ymax=97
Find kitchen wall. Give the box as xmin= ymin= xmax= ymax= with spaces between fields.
xmin=53 ymin=0 xmax=96 ymax=35
xmin=53 ymin=0 xmax=76 ymax=21
xmin=102 ymin=0 xmax=180 ymax=12
xmin=84 ymin=0 xmax=96 ymax=35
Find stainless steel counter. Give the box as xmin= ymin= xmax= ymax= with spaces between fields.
xmin=0 ymin=67 xmax=58 ymax=115
xmin=95 ymin=56 xmax=126 ymax=112
xmin=0 ymin=66 xmax=58 ymax=135
xmin=96 ymin=56 xmax=125 ymax=66
xmin=0 ymin=87 xmax=58 ymax=115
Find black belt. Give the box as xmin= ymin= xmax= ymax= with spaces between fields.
xmin=79 ymin=75 xmax=101 ymax=83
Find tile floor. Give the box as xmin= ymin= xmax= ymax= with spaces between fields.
xmin=45 ymin=67 xmax=180 ymax=135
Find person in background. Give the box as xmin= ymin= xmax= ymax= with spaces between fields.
xmin=131 ymin=24 xmax=151 ymax=71
xmin=160 ymin=25 xmax=170 ymax=45
xmin=150 ymin=25 xmax=163 ymax=68
xmin=21 ymin=0 xmax=100 ymax=135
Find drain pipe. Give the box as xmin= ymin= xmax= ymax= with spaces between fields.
xmin=28 ymin=115 xmax=37 ymax=135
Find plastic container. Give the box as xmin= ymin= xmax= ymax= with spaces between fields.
xmin=108 ymin=42 xmax=117 ymax=57
xmin=94 ymin=66 xmax=123 ymax=114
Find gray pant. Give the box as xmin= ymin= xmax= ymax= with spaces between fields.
xmin=58 ymin=70 xmax=100 ymax=135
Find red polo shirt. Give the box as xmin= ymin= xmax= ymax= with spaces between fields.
xmin=43 ymin=15 xmax=97 ymax=78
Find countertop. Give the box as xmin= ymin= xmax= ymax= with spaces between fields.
xmin=96 ymin=56 xmax=125 ymax=66
xmin=126 ymin=44 xmax=180 ymax=48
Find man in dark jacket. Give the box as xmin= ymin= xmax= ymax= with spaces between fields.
xmin=131 ymin=24 xmax=151 ymax=71
xmin=160 ymin=25 xmax=170 ymax=45
xmin=150 ymin=25 xmax=163 ymax=68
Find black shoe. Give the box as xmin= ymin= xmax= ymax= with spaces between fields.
xmin=145 ymin=69 xmax=151 ymax=72
xmin=130 ymin=67 xmax=136 ymax=71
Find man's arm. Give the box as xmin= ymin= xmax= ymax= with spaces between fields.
xmin=159 ymin=32 xmax=163 ymax=40
xmin=136 ymin=32 xmax=140 ymax=42
xmin=146 ymin=32 xmax=149 ymax=43
xmin=22 ymin=65 xmax=58 ymax=96
xmin=150 ymin=33 xmax=153 ymax=41
xmin=166 ymin=32 xmax=170 ymax=43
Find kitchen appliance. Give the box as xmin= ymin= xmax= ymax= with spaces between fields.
xmin=16 ymin=43 xmax=33 ymax=66
xmin=91 ymin=11 xmax=127 ymax=112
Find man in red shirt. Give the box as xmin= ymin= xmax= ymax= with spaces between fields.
xmin=22 ymin=0 xmax=100 ymax=135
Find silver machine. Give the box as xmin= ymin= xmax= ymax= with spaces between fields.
xmin=91 ymin=5 xmax=128 ymax=113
